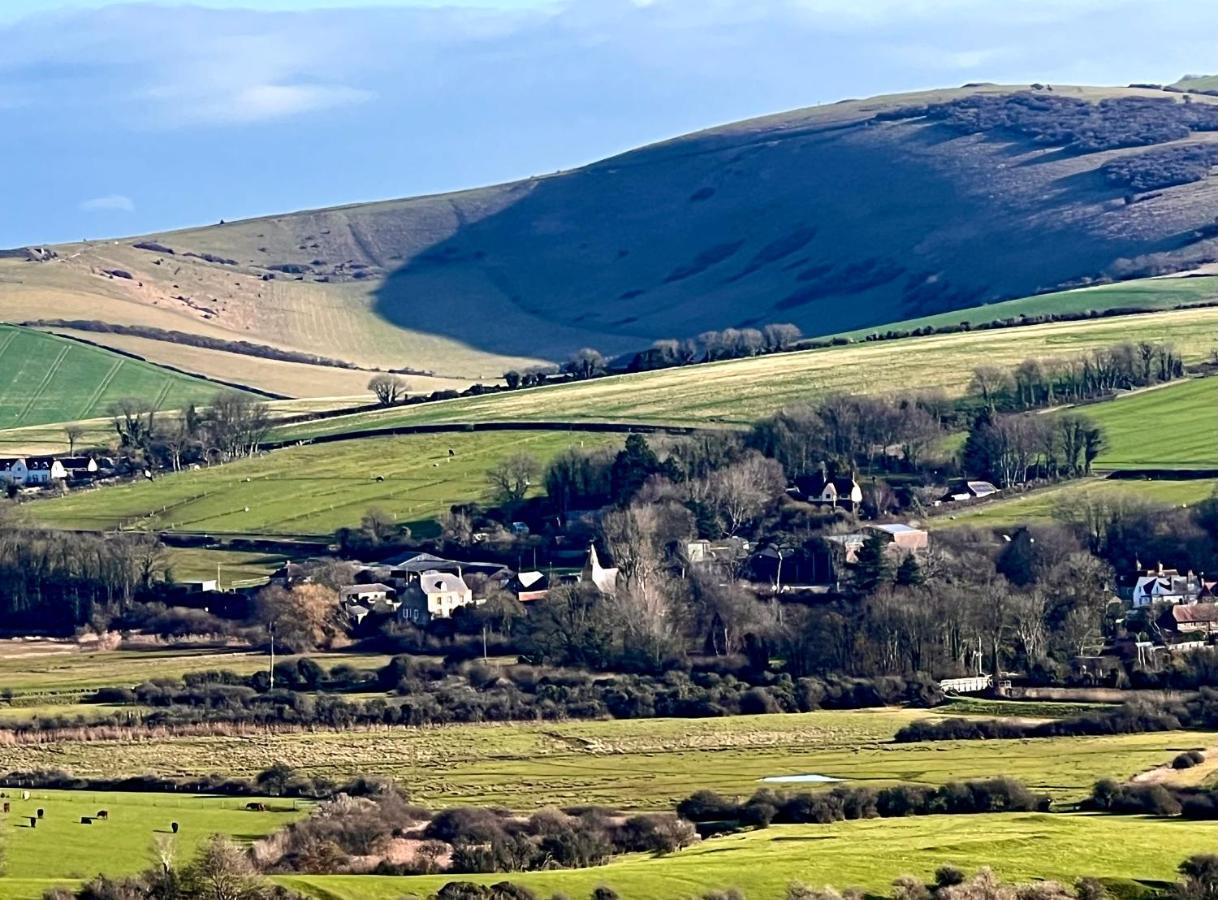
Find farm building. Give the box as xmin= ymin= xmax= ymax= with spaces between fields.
xmin=939 ymin=480 xmax=1001 ymax=502
xmin=865 ymin=523 xmax=929 ymax=553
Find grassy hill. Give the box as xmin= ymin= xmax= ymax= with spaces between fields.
xmin=24 ymin=429 xmax=620 ymax=537
xmin=0 ymin=325 xmax=241 ymax=431
xmin=1086 ymin=376 xmax=1218 ymax=470
xmin=275 ymin=306 xmax=1218 ymax=437
xmin=4 ymin=84 xmax=1218 ymax=397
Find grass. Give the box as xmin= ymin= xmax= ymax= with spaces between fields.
xmin=21 ymin=430 xmax=620 ymax=537
xmin=926 ymin=477 xmax=1218 ymax=530
xmin=276 ymin=813 xmax=1216 ymax=900
xmin=836 ymin=275 xmax=1218 ymax=340
xmin=0 ymin=647 xmax=389 ymax=704
xmin=276 ymin=307 xmax=1218 ymax=437
xmin=0 ymin=326 xmax=234 ymax=431
xmin=0 ymin=708 xmax=1206 ymax=809
xmin=0 ymin=788 xmax=307 ymax=900
xmin=162 ymin=547 xmax=287 ymax=589
xmin=1083 ymin=376 xmax=1218 ymax=471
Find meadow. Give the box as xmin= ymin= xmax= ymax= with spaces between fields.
xmin=836 ymin=274 xmax=1218 ymax=340
xmin=0 ymin=707 xmax=1206 ymax=809
xmin=927 ymin=477 xmax=1218 ymax=530
xmin=277 ymin=813 xmax=1217 ymax=900
xmin=22 ymin=429 xmax=620 ymax=537
xmin=162 ymin=547 xmax=288 ymax=589
xmin=0 ymin=788 xmax=306 ymax=900
xmin=0 ymin=326 xmax=232 ymax=431
xmin=0 ymin=646 xmax=387 ymax=704
xmin=277 ymin=306 xmax=1218 ymax=438
xmin=1085 ymin=376 xmax=1218 ymax=471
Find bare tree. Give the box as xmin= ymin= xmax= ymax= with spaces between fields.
xmin=207 ymin=391 xmax=271 ymax=460
xmin=562 ymin=348 xmax=606 ymax=380
xmin=368 ymin=374 xmax=408 ymax=406
xmin=706 ymin=453 xmax=785 ymax=536
xmin=762 ymin=322 xmax=802 ymax=351
xmin=64 ymin=424 xmax=85 ymax=456
xmin=485 ymin=452 xmax=541 ymax=510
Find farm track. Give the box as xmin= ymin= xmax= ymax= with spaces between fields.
xmin=14 ymin=344 xmax=69 ymax=425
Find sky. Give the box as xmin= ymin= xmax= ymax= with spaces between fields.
xmin=2 ymin=0 xmax=1214 ymax=246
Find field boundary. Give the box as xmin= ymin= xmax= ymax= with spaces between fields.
xmin=265 ymin=419 xmax=719 ymax=450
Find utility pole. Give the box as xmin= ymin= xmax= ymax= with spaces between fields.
xmin=269 ymin=621 xmax=276 ymax=689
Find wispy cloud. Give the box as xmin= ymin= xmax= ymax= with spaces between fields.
xmin=79 ymin=194 xmax=134 ymax=212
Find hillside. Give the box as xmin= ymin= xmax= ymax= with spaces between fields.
xmin=4 ymin=83 xmax=1218 ymax=397
xmin=0 ymin=325 xmax=245 ymax=432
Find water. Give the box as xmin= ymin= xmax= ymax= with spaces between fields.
xmin=759 ymin=774 xmax=843 ymax=784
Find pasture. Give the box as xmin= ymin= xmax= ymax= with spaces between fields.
xmin=22 ymin=429 xmax=620 ymax=536
xmin=927 ymin=477 xmax=1218 ymax=530
xmin=1084 ymin=376 xmax=1218 ymax=471
xmin=0 ymin=326 xmax=234 ymax=431
xmin=277 ymin=813 xmax=1216 ymax=900
xmin=0 ymin=646 xmax=387 ymax=704
xmin=836 ymin=274 xmax=1218 ymax=339
xmin=0 ymin=788 xmax=305 ymax=900
xmin=277 ymin=306 xmax=1218 ymax=438
xmin=162 ymin=547 xmax=287 ymax=589
xmin=0 ymin=707 xmax=1206 ymax=809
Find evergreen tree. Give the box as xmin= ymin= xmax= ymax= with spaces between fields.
xmin=852 ymin=532 xmax=893 ymax=595
xmin=610 ymin=434 xmax=663 ymax=504
xmin=894 ymin=553 xmax=925 ymax=587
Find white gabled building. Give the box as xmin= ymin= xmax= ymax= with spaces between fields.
xmin=0 ymin=457 xmax=67 ymax=486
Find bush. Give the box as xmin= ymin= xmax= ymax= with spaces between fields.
xmin=1173 ymin=750 xmax=1206 ymax=770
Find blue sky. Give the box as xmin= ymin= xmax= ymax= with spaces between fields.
xmin=2 ymin=0 xmax=1214 ymax=245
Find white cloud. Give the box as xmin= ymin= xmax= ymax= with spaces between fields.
xmin=146 ymin=81 xmax=375 ymax=126
xmin=79 ymin=194 xmax=134 ymax=212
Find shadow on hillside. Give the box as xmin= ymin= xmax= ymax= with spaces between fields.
xmin=368 ymin=116 xmax=1200 ymax=366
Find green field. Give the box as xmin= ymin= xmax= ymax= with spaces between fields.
xmin=0 ymin=788 xmax=306 ymax=900
xmin=837 ymin=275 xmax=1218 ymax=340
xmin=0 ymin=647 xmax=388 ymax=704
xmin=1084 ymin=377 xmax=1218 ymax=471
xmin=0 ymin=326 xmax=234 ymax=431
xmin=278 ymin=813 xmax=1216 ymax=900
xmin=22 ymin=430 xmax=620 ymax=537
xmin=0 ymin=707 xmax=1206 ymax=809
xmin=928 ymin=477 xmax=1218 ymax=530
xmin=163 ymin=547 xmax=288 ymax=589
xmin=276 ymin=307 xmax=1218 ymax=437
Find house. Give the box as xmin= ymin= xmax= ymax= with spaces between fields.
xmin=581 ymin=544 xmax=619 ymax=595
xmin=0 ymin=457 xmax=66 ymax=486
xmin=58 ymin=457 xmax=99 ymax=480
xmin=1130 ymin=564 xmax=1211 ymax=608
xmin=939 ymin=481 xmax=1000 ymax=503
xmin=1161 ymin=602 xmax=1218 ymax=635
xmin=794 ymin=466 xmax=862 ymax=510
xmin=398 ymin=570 xmax=477 ymax=624
xmin=865 ymin=524 xmax=929 ymax=554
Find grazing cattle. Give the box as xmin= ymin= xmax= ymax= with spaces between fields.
xmin=2 ymin=802 xmax=9 ymax=813
xmin=96 ymin=810 xmax=109 ymax=820
xmin=21 ymin=791 xmax=29 ymax=800
xmin=171 ymin=822 xmax=180 ymax=833
xmin=245 ymin=802 xmax=267 ymax=812
xmin=27 ymin=817 xmax=36 ymax=828
xmin=80 ymin=817 xmax=92 ymax=825
xmin=36 ymin=808 xmax=44 ymax=818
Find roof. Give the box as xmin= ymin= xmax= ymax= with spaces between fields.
xmin=869 ymin=524 xmax=923 ymax=535
xmin=343 ymin=583 xmax=395 ymax=595
xmin=966 ymin=481 xmax=999 ymax=494
xmin=419 ymin=571 xmax=470 ymax=594
xmin=515 ymin=571 xmax=547 ymax=589
xmin=1172 ymin=603 xmax=1218 ymax=625
xmin=58 ymin=457 xmax=96 ymax=470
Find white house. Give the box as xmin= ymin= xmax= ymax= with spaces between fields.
xmin=1131 ymin=564 xmax=1214 ymax=608
xmin=0 ymin=457 xmax=66 ymax=486
xmin=581 ymin=544 xmax=619 ymax=595
xmin=398 ymin=570 xmax=477 ymax=624
xmin=796 ymin=468 xmax=863 ymax=510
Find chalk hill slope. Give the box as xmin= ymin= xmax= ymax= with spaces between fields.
xmin=4 ymin=83 xmax=1218 ymax=396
